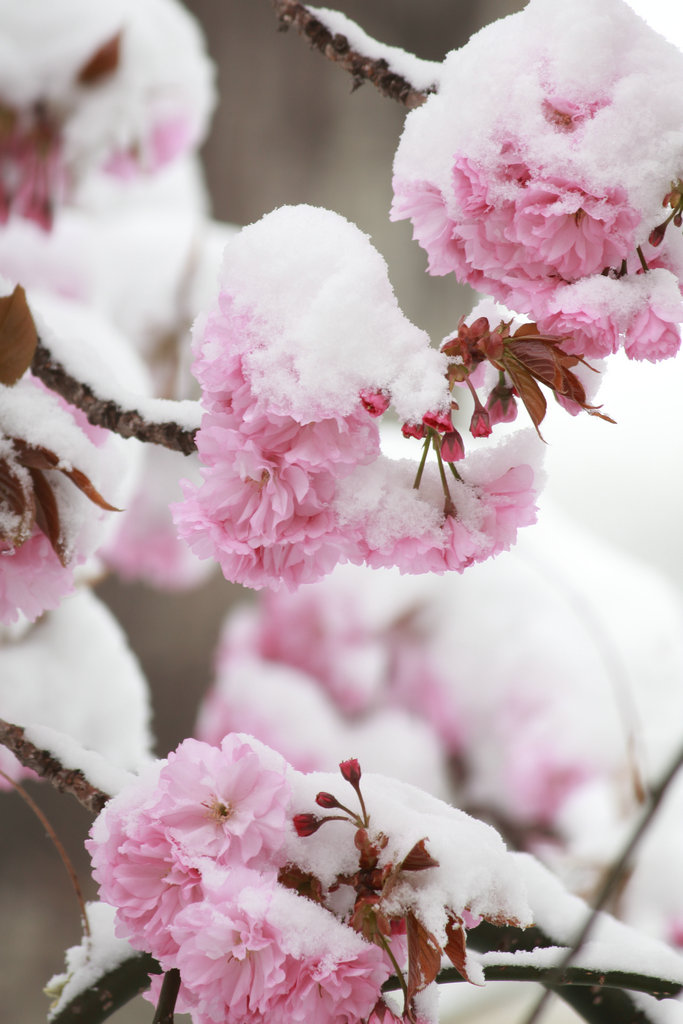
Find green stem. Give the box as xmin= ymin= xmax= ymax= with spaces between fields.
xmin=432 ymin=432 xmax=456 ymax=516
xmin=376 ymin=931 xmax=408 ymax=1004
xmin=412 ymin=433 xmax=430 ymax=490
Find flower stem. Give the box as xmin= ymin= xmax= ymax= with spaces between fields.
xmin=432 ymin=432 xmax=457 ymax=517
xmin=376 ymin=930 xmax=408 ymax=1004
xmin=636 ymin=245 xmax=649 ymax=273
xmin=412 ymin=433 xmax=431 ymax=490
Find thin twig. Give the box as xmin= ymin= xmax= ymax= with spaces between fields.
xmin=0 ymin=768 xmax=91 ymax=937
xmin=382 ymin=960 xmax=682 ymax=999
xmin=31 ymin=339 xmax=198 ymax=455
xmin=270 ymin=0 xmax=435 ymax=108
xmin=0 ymin=718 xmax=109 ymax=814
xmin=520 ymin=741 xmax=683 ymax=1024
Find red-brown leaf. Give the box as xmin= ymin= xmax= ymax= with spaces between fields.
xmin=502 ymin=355 xmax=547 ymax=439
xmin=401 ymin=839 xmax=440 ymax=872
xmin=30 ymin=468 xmax=67 ymax=565
xmin=507 ymin=339 xmax=566 ymax=392
xmin=443 ymin=913 xmax=471 ymax=981
xmin=59 ymin=466 xmax=120 ymax=512
xmin=0 ymin=285 xmax=38 ymax=387
xmin=0 ymin=457 xmax=34 ymax=545
xmin=406 ymin=911 xmax=442 ymax=1005
xmin=77 ymin=33 xmax=122 ymax=85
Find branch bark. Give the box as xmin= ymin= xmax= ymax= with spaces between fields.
xmin=31 ymin=339 xmax=198 ymax=455
xmin=0 ymin=718 xmax=109 ymax=814
xmin=270 ymin=1 xmax=434 ymax=108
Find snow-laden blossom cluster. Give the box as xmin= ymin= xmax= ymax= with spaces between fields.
xmin=173 ymin=204 xmax=541 ymax=590
xmin=392 ymin=0 xmax=683 ymax=362
xmin=195 ymin=507 xmax=683 ymax=948
xmin=87 ymin=736 xmax=531 ymax=1024
xmin=0 ymin=0 xmax=214 ymax=228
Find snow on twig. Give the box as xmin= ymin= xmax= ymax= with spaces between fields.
xmin=270 ymin=0 xmax=440 ymax=107
xmin=0 ymin=718 xmax=110 ymax=813
xmin=31 ymin=337 xmax=200 ymax=455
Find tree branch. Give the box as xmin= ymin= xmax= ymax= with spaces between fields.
xmin=0 ymin=718 xmax=109 ymax=814
xmin=49 ymin=953 xmax=160 ymax=1024
xmin=31 ymin=339 xmax=199 ymax=455
xmin=270 ymin=1 xmax=437 ymax=108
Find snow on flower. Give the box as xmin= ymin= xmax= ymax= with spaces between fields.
xmin=0 ymin=0 xmax=214 ymax=228
xmin=173 ymin=205 xmax=542 ymax=591
xmin=392 ymin=0 xmax=683 ymax=360
xmin=88 ymin=737 xmax=534 ymax=1023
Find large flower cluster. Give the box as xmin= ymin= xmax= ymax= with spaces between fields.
xmin=88 ymin=739 xmax=532 ymax=1024
xmin=392 ymin=0 xmax=683 ymax=362
xmin=173 ymin=205 xmax=541 ymax=590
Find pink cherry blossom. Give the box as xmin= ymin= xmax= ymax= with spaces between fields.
xmin=624 ymin=301 xmax=682 ymax=362
xmin=154 ymin=735 xmax=291 ymax=868
xmin=0 ymin=532 xmax=79 ymax=625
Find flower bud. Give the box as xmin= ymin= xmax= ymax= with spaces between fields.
xmin=293 ymin=813 xmax=324 ymax=837
xmin=315 ymin=791 xmax=342 ymax=810
xmin=340 ymin=758 xmax=362 ymax=786
xmin=359 ymin=388 xmax=391 ymax=417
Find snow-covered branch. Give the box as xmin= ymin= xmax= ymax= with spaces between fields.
xmin=270 ymin=1 xmax=440 ymax=107
xmin=49 ymin=951 xmax=160 ymax=1024
xmin=0 ymin=718 xmax=110 ymax=814
xmin=31 ymin=338 xmax=199 ymax=455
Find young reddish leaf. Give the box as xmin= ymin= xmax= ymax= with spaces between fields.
xmin=0 ymin=285 xmax=39 ymax=387
xmin=401 ymin=838 xmax=440 ymax=872
xmin=502 ymin=355 xmax=547 ymax=439
xmin=508 ymin=338 xmax=567 ymax=393
xmin=277 ymin=864 xmax=325 ymax=905
xmin=406 ymin=910 xmax=442 ymax=1007
xmin=443 ymin=913 xmax=471 ymax=981
xmin=29 ymin=468 xmax=66 ymax=565
xmin=0 ymin=458 xmax=34 ymax=545
xmin=77 ymin=33 xmax=122 ymax=85
xmin=59 ymin=466 xmax=120 ymax=512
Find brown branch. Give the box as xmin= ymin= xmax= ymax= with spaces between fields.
xmin=0 ymin=718 xmax=109 ymax=814
xmin=271 ymin=0 xmax=434 ymax=108
xmin=49 ymin=952 xmax=161 ymax=1024
xmin=31 ymin=339 xmax=198 ymax=455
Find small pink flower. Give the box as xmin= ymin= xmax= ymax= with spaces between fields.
xmin=510 ymin=178 xmax=639 ymax=281
xmin=624 ymin=302 xmax=682 ymax=362
xmin=155 ymin=735 xmax=291 ymax=868
xmin=0 ymin=532 xmax=78 ymax=625
xmin=390 ymin=180 xmax=463 ymax=277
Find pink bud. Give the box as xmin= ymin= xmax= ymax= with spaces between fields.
xmin=401 ymin=421 xmax=426 ymax=440
xmin=440 ymin=429 xmax=465 ymax=463
xmin=315 ymin=791 xmax=342 ymax=810
xmin=422 ymin=409 xmax=453 ymax=433
xmin=340 ymin=758 xmax=362 ymax=786
xmin=360 ymin=388 xmax=391 ymax=417
xmin=293 ymin=813 xmax=324 ymax=837
xmin=470 ymin=407 xmax=492 ymax=438
xmin=649 ymin=223 xmax=667 ymax=247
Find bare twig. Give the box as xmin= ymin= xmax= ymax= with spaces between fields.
xmin=270 ymin=0 xmax=435 ymax=108
xmin=520 ymin=741 xmax=683 ymax=1024
xmin=0 ymin=768 xmax=91 ymax=937
xmin=0 ymin=718 xmax=109 ymax=814
xmin=31 ymin=339 xmax=198 ymax=455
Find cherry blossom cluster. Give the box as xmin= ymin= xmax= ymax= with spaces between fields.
xmin=0 ymin=0 xmax=213 ymax=228
xmin=392 ymin=0 xmax=683 ymax=364
xmin=172 ymin=204 xmax=541 ymax=590
xmin=87 ymin=736 xmax=531 ymax=1024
